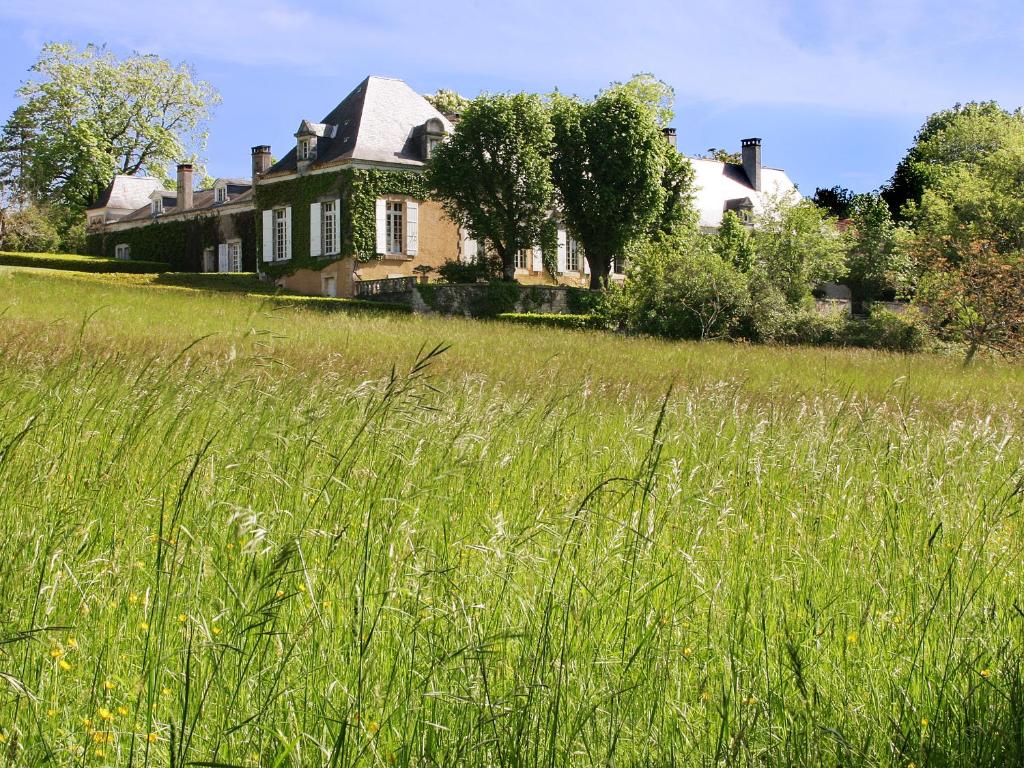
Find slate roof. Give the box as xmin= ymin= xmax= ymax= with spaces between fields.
xmin=89 ymin=175 xmax=173 ymax=212
xmin=117 ymin=185 xmax=254 ymax=223
xmin=687 ymin=157 xmax=800 ymax=230
xmin=265 ymin=76 xmax=454 ymax=176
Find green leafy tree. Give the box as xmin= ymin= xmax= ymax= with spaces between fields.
xmin=0 ymin=200 xmax=60 ymax=252
xmin=426 ymin=93 xmax=555 ymax=282
xmin=0 ymin=43 xmax=219 ymax=215
xmin=811 ymin=185 xmax=855 ymax=218
xmin=700 ymin=148 xmax=742 ymax=163
xmin=882 ymin=102 xmax=1023 ymax=220
xmin=550 ymin=91 xmax=666 ymax=289
xmin=652 ymin=147 xmax=698 ymax=240
xmin=714 ymin=210 xmax=755 ymax=271
xmin=602 ymin=73 xmax=675 ymax=127
xmin=845 ymin=193 xmax=912 ymax=302
xmin=753 ymin=195 xmax=848 ymax=305
xmin=910 ymin=135 xmax=1024 ymax=362
xmin=425 ymin=89 xmax=470 ymax=118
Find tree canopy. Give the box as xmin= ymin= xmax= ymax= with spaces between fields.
xmin=0 ymin=43 xmax=219 ymax=213
xmin=426 ymin=92 xmax=555 ymax=282
xmin=550 ymin=91 xmax=668 ymax=288
xmin=601 ymin=73 xmax=675 ymax=128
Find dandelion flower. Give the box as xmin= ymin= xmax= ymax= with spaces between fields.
xmin=275 ymin=590 xmax=284 ymax=598
xmin=683 ymin=647 xmax=693 ymax=657
xmin=147 ymin=732 xmax=158 ymax=744
xmin=116 ymin=706 xmax=129 ymax=716
xmin=368 ymin=721 xmax=380 ymax=734
xmin=58 ymin=659 xmax=72 ymax=671
xmin=82 ymin=717 xmax=93 ymax=728
xmin=103 ymin=680 xmax=116 ymax=691
xmin=177 ymin=614 xmax=187 ymax=623
xmin=921 ymin=718 xmax=928 ymax=728
xmin=50 ymin=647 xmax=64 ymax=659
xmin=0 ymin=733 xmax=6 ymax=744
xmin=139 ymin=621 xmax=149 ymax=631
xmin=47 ymin=708 xmax=58 ymax=717
xmin=161 ymin=687 xmax=172 ymax=697
xmin=981 ymin=668 xmax=992 ymax=678
xmin=129 ymin=593 xmax=138 ymax=604
xmin=847 ymin=632 xmax=859 ymax=644
xmin=98 ymin=708 xmax=114 ymax=721
xmin=298 ymin=584 xmax=307 ymax=593
xmin=67 ymin=637 xmax=78 ymax=649
xmin=94 ymin=748 xmax=105 ymax=758
xmin=212 ymin=625 xmax=222 ymax=636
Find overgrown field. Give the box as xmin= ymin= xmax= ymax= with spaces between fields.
xmin=1 ymin=270 xmax=1023 ymax=767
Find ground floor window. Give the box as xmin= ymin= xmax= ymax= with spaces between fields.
xmin=323 ymin=275 xmax=337 ymax=298
xmin=274 ymin=208 xmax=288 ymax=261
xmin=514 ymin=250 xmax=528 ymax=270
xmin=566 ymin=237 xmax=581 ymax=272
xmin=613 ymin=253 xmax=625 ymax=274
xmin=203 ymin=247 xmax=215 ymax=272
xmin=386 ymin=201 xmax=404 ymax=255
xmin=322 ymin=200 xmax=338 ymax=256
xmin=228 ymin=240 xmax=242 ymax=272
xmin=115 ymin=244 xmax=130 ymax=260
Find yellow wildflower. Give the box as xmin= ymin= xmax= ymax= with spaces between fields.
xmin=82 ymin=717 xmax=93 ymax=728
xmin=98 ymin=707 xmax=114 ymax=721
xmin=116 ymin=706 xmax=129 ymax=717
xmin=139 ymin=621 xmax=149 ymax=631
xmin=178 ymin=614 xmax=187 ymax=623
xmin=103 ymin=680 xmax=116 ymax=691
xmin=148 ymin=732 xmax=158 ymax=744
xmin=683 ymin=647 xmax=693 ymax=657
xmin=58 ymin=659 xmax=72 ymax=671
xmin=50 ymin=647 xmax=64 ymax=658
xmin=129 ymin=593 xmax=138 ymax=604
xmin=847 ymin=632 xmax=859 ymax=644
xmin=161 ymin=687 xmax=172 ymax=697
xmin=298 ymin=584 xmax=307 ymax=593
xmin=921 ymin=718 xmax=928 ymax=728
xmin=47 ymin=708 xmax=58 ymax=717
xmin=0 ymin=733 xmax=6 ymax=744
xmin=94 ymin=748 xmax=105 ymax=757
xmin=212 ymin=625 xmax=222 ymax=636
xmin=275 ymin=590 xmax=284 ymax=598
xmin=981 ymin=668 xmax=992 ymax=678
xmin=368 ymin=721 xmax=380 ymax=734
xmin=66 ymin=637 xmax=78 ymax=649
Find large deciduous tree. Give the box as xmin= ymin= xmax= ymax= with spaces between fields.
xmin=844 ymin=193 xmax=912 ymax=303
xmin=0 ymin=43 xmax=219 ymax=213
xmin=550 ymin=91 xmax=667 ymax=289
xmin=426 ymin=93 xmax=555 ymax=282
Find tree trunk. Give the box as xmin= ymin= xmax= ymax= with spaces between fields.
xmin=588 ymin=255 xmax=611 ymax=290
xmin=963 ymin=337 xmax=980 ymax=367
xmin=501 ymin=252 xmax=517 ymax=282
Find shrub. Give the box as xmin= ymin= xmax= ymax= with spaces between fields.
xmin=497 ymin=312 xmax=598 ymax=330
xmin=254 ymin=294 xmax=412 ymax=314
xmin=436 ymin=255 xmax=502 ymax=284
xmin=841 ymin=306 xmax=930 ymax=352
xmin=0 ymin=250 xmax=169 ymax=273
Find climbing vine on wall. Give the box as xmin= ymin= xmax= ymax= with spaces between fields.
xmin=254 ymin=167 xmax=430 ymax=277
xmin=540 ymin=218 xmax=559 ymax=279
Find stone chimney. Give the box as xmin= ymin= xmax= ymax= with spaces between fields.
xmin=251 ymin=145 xmax=272 ymax=180
xmin=176 ymin=163 xmax=194 ymax=211
xmin=742 ymin=138 xmax=762 ymax=192
xmin=662 ymin=127 xmax=677 ymax=148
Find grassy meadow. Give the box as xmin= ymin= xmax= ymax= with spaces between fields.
xmin=1 ymin=268 xmax=1023 ymax=767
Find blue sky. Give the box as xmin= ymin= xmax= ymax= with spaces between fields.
xmin=0 ymin=0 xmax=1021 ymax=194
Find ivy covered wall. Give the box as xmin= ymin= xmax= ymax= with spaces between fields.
xmin=86 ymin=210 xmax=258 ymax=272
xmin=254 ymin=168 xmax=430 ymax=278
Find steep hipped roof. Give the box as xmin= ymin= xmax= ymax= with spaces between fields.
xmin=265 ymin=76 xmax=454 ymax=175
xmin=688 ymin=158 xmax=800 ymax=230
xmin=89 ymin=175 xmax=173 ymax=212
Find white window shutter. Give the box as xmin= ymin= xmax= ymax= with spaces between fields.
xmin=218 ymin=243 xmax=229 ymax=272
xmin=309 ymin=202 xmax=321 ymax=257
xmin=262 ymin=210 xmax=273 ymax=262
xmin=406 ymin=201 xmax=419 ymax=256
xmin=532 ymin=245 xmax=543 ymax=272
xmin=332 ymin=198 xmax=342 ymax=255
xmin=556 ymin=227 xmax=567 ymax=273
xmin=284 ymin=206 xmax=292 ymax=260
xmin=583 ymin=253 xmax=591 ymax=275
xmin=463 ymin=237 xmax=477 ymax=264
xmin=374 ymin=199 xmax=387 ymax=255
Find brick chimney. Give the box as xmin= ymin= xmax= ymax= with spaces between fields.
xmin=662 ymin=127 xmax=677 ymax=148
xmin=251 ymin=145 xmax=272 ymax=181
xmin=742 ymin=138 xmax=762 ymax=192
xmin=176 ymin=163 xmax=194 ymax=211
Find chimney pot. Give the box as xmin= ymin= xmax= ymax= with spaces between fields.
xmin=662 ymin=127 xmax=677 ymax=149
xmin=176 ymin=163 xmax=194 ymax=211
xmin=741 ymin=138 xmax=762 ymax=192
xmin=251 ymin=145 xmax=272 ymax=180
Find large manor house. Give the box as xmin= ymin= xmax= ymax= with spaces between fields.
xmin=85 ymin=76 xmax=799 ymax=299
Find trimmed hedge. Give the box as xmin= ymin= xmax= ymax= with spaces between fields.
xmin=253 ymin=294 xmax=412 ymax=314
xmin=0 ymin=251 xmax=169 ymax=274
xmin=497 ymin=312 xmax=600 ymax=330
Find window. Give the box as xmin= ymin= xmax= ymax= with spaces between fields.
xmin=298 ymin=139 xmax=310 ymax=160
xmin=274 ymin=208 xmax=288 ymax=261
xmin=215 ymin=186 xmax=227 ymax=204
xmin=115 ymin=244 xmax=131 ymax=260
xmin=514 ymin=250 xmax=528 ymax=270
xmin=739 ymin=209 xmax=753 ymax=224
xmin=322 ymin=200 xmax=339 ymax=255
xmin=151 ymin=198 xmax=163 ymax=215
xmin=323 ymin=275 xmax=337 ymax=298
xmin=613 ymin=253 xmax=625 ymax=275
xmin=89 ymin=215 xmax=104 ymax=227
xmin=228 ymin=240 xmax=242 ymax=272
xmin=566 ymin=237 xmax=581 ymax=272
xmin=386 ymin=201 xmax=404 ymax=255
xmin=426 ymin=136 xmax=441 ymax=158
xmin=203 ymin=247 xmax=215 ymax=272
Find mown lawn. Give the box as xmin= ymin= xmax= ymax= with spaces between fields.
xmin=0 ymin=269 xmax=1022 ymax=767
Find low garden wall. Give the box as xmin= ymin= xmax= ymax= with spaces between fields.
xmin=386 ymin=283 xmax=592 ymax=317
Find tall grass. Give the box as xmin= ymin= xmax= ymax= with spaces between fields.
xmin=0 ymin=270 xmax=1022 ymax=766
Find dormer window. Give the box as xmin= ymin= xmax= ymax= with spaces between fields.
xmin=298 ymin=139 xmax=311 ymax=161
xmin=426 ymin=136 xmax=441 ymax=159
xmin=215 ymin=186 xmax=228 ymax=204
xmin=152 ymin=198 xmax=163 ymax=215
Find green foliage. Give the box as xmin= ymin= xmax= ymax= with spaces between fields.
xmin=0 ymin=42 xmax=219 ymax=213
xmin=811 ymin=185 xmax=855 ymax=218
xmin=714 ymin=210 xmax=755 ymax=272
xmin=653 ymin=148 xmax=698 ymax=239
xmin=618 ymin=237 xmax=750 ymax=339
xmin=699 ymin=148 xmax=742 ymax=163
xmin=601 ymin=72 xmax=675 ymax=127
xmin=496 ymin=312 xmax=598 ymax=330
xmin=845 ymin=193 xmax=912 ymax=302
xmin=257 ymin=293 xmax=412 ymax=314
xmin=254 ymin=168 xmax=429 ymax=277
xmin=436 ymin=256 xmax=501 ymax=284
xmin=843 ymin=307 xmax=930 ymax=352
xmin=539 ymin=217 xmax=559 ymax=278
xmin=882 ymin=101 xmax=1023 ymax=220
xmin=424 ymin=89 xmax=471 ymax=117
xmin=550 ymin=90 xmax=667 ymax=288
xmin=0 ymin=202 xmax=60 ymax=252
xmin=0 ymin=250 xmax=168 ymax=273
xmin=471 ymin=280 xmax=521 ymax=316
xmin=753 ymin=195 xmax=848 ymax=306
xmin=86 ymin=211 xmax=256 ymax=272
xmin=426 ymin=93 xmax=554 ymax=281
